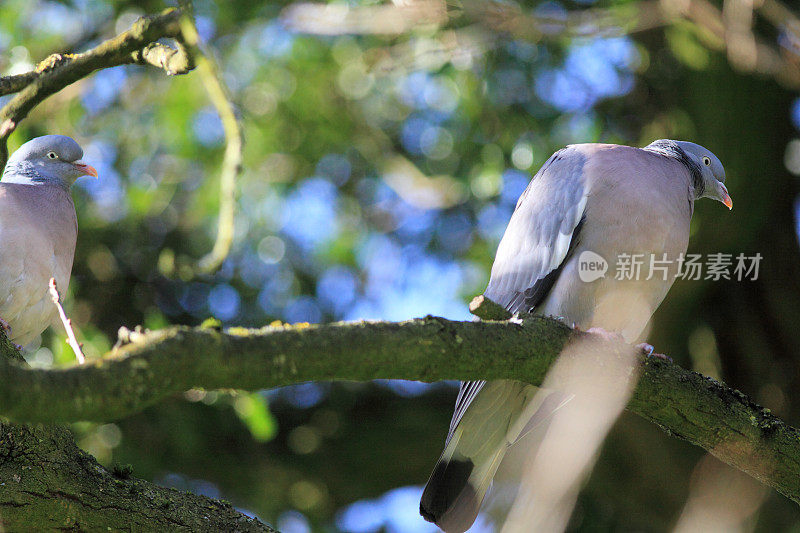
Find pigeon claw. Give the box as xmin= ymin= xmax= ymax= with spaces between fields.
xmin=637 ymin=342 xmax=672 ymax=362
xmin=637 ymin=342 xmax=654 ymax=356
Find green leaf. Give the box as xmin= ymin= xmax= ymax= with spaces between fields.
xmin=666 ymin=24 xmax=711 ymax=71
xmin=233 ymin=392 xmax=278 ymax=442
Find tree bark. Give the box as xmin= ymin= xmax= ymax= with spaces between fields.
xmin=0 ymin=422 xmax=274 ymax=532
xmin=0 ymin=337 xmax=275 ymax=531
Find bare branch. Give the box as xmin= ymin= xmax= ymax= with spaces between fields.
xmin=281 ymin=0 xmax=663 ymax=38
xmin=176 ymin=9 xmax=243 ymax=274
xmin=0 ymin=71 xmax=38 ymax=97
xmin=283 ymin=0 xmax=448 ymax=35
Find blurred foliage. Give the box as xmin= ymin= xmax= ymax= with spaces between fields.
xmin=3 ymin=0 xmax=800 ymax=531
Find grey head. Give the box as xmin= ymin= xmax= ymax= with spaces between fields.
xmin=644 ymin=139 xmax=732 ymax=209
xmin=2 ymin=135 xmax=98 ymax=189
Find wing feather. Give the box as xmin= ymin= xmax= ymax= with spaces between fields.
xmin=442 ymin=147 xmax=588 ymax=448
xmin=484 ymin=147 xmax=588 ymax=314
xmin=447 ymin=380 xmax=485 ymax=445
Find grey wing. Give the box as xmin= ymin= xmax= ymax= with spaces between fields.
xmin=448 ymin=148 xmax=588 ymax=446
xmin=484 ymin=147 xmax=589 ymax=314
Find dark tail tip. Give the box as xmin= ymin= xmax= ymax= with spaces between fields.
xmin=420 ymin=502 xmax=437 ymax=523
xmin=420 ymin=458 xmax=475 ymax=530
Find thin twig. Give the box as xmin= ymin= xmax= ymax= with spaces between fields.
xmin=48 ymin=278 xmax=85 ymax=365
xmin=178 ymin=1 xmax=243 ymax=274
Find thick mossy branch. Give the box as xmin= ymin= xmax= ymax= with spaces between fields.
xmin=0 ymin=317 xmax=572 ymax=422
xmin=0 ymin=315 xmax=799 ymax=506
xmin=0 ymin=422 xmax=274 ymax=531
xmin=0 ymin=8 xmax=194 ymax=166
xmin=0 ymin=328 xmax=273 ymax=530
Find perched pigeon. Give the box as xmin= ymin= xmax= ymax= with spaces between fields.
xmin=420 ymin=140 xmax=731 ymax=532
xmin=0 ymin=135 xmax=97 ymax=346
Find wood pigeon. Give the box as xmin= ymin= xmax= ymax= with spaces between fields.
xmin=0 ymin=135 xmax=97 ymax=347
xmin=420 ymin=140 xmax=731 ymax=532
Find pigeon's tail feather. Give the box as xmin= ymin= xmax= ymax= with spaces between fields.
xmin=420 ymin=381 xmax=563 ymax=533
xmin=419 ymin=456 xmax=478 ymax=530
xmin=419 ymin=430 xmax=502 ymax=533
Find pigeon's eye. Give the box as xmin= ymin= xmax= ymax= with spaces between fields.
xmin=46 ymin=152 xmax=58 ymax=160
xmin=702 ymin=156 xmax=711 ymax=166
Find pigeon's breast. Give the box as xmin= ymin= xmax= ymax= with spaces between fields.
xmin=0 ymin=184 xmax=77 ymax=346
xmin=539 ymin=147 xmax=693 ymax=342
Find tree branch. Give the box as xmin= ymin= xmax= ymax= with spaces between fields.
xmin=176 ymin=2 xmax=243 ymax=274
xmin=0 ymin=2 xmax=240 ymax=273
xmin=0 ymin=421 xmax=274 ymax=531
xmin=0 ymin=315 xmax=798 ymax=507
xmin=0 ymin=7 xmax=195 ymax=167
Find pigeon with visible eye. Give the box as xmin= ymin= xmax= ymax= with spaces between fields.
xmin=421 ymin=140 xmax=731 ymax=533
xmin=0 ymin=135 xmax=97 ymax=347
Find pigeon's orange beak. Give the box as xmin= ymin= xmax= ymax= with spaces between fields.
xmin=715 ymin=181 xmax=733 ymax=210
xmin=73 ymin=160 xmax=98 ymax=178
xmin=722 ymin=193 xmax=733 ymax=210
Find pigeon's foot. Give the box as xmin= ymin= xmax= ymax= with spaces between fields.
xmin=585 ymin=327 xmax=625 ymax=343
xmin=0 ymin=318 xmax=21 ymax=351
xmin=636 ymin=342 xmax=672 ymax=362
xmin=637 ymin=342 xmax=654 ymax=356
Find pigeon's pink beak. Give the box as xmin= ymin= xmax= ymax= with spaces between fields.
xmin=73 ymin=160 xmax=98 ymax=178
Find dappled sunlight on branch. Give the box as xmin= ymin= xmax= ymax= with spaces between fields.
xmin=1 ymin=313 xmax=799 ymax=513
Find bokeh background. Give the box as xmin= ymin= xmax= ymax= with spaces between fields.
xmin=2 ymin=0 xmax=800 ymax=530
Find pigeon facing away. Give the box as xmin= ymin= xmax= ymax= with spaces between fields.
xmin=420 ymin=140 xmax=731 ymax=532
xmin=0 ymin=135 xmax=97 ymax=346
